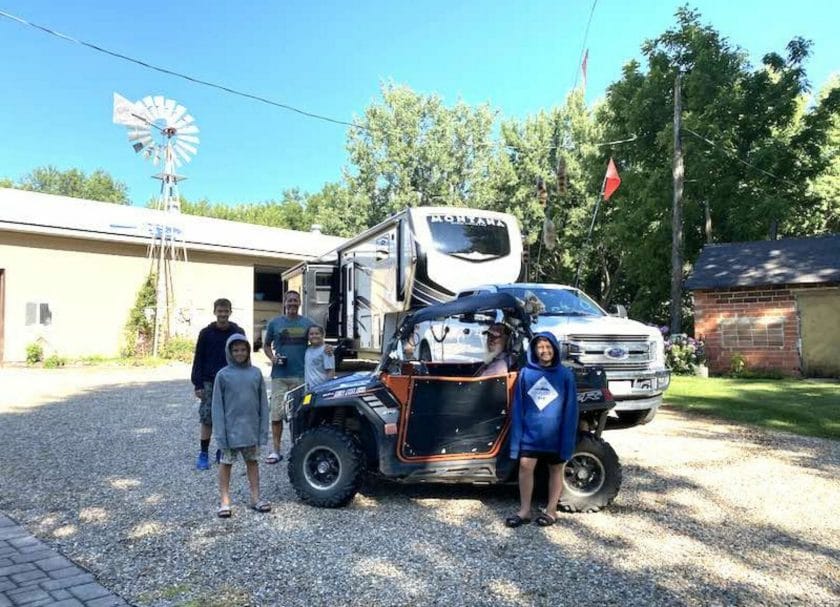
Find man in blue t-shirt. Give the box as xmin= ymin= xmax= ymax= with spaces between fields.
xmin=261 ymin=290 xmax=313 ymax=464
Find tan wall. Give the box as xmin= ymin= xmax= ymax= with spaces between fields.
xmin=0 ymin=231 xmax=288 ymax=362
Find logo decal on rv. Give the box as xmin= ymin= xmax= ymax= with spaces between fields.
xmin=429 ymin=214 xmax=506 ymax=228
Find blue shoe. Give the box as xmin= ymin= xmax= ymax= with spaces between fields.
xmin=215 ymin=449 xmax=222 ymax=465
xmin=196 ymin=451 xmax=210 ymax=470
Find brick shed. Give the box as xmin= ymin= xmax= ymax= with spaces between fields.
xmin=686 ymin=235 xmax=840 ymax=377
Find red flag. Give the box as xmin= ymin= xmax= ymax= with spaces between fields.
xmin=603 ymin=157 xmax=621 ymax=201
xmin=581 ymin=49 xmax=589 ymax=93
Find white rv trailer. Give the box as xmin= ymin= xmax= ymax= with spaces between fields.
xmin=282 ymin=206 xmax=523 ymax=359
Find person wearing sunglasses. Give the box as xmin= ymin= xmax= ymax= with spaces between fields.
xmin=476 ymin=323 xmax=512 ymax=377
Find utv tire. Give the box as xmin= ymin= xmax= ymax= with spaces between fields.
xmin=559 ymin=434 xmax=622 ymax=513
xmin=288 ymin=426 xmax=365 ymax=508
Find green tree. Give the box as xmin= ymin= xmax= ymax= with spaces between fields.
xmin=598 ymin=7 xmax=839 ymax=322
xmin=9 ymin=166 xmax=129 ymax=203
xmin=491 ymin=90 xmax=607 ymax=291
xmin=806 ymin=75 xmax=840 ymax=233
xmin=345 ymin=83 xmax=498 ymax=226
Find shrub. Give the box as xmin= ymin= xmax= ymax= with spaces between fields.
xmin=664 ymin=333 xmax=706 ymax=375
xmin=43 ymin=354 xmax=67 ymax=369
xmin=728 ymin=353 xmax=786 ymax=379
xmin=123 ymin=273 xmax=156 ymax=358
xmin=160 ymin=335 xmax=195 ymax=363
xmin=25 ymin=342 xmax=44 ymax=365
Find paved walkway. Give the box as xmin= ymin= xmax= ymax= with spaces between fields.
xmin=0 ymin=512 xmax=128 ymax=607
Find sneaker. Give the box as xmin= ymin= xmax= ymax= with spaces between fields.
xmin=196 ymin=451 xmax=210 ymax=470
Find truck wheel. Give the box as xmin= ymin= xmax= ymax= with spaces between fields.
xmin=288 ymin=426 xmax=365 ymax=508
xmin=418 ymin=341 xmax=432 ymax=362
xmin=616 ymin=408 xmax=655 ymax=426
xmin=559 ymin=434 xmax=622 ymax=513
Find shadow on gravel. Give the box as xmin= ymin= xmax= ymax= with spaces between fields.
xmin=1 ymin=376 xmax=838 ymax=606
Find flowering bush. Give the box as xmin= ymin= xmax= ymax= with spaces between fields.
xmin=664 ymin=333 xmax=706 ymax=375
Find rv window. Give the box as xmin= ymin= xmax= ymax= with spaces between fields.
xmin=315 ymin=272 xmax=332 ymax=304
xmin=426 ymin=217 xmax=510 ymax=261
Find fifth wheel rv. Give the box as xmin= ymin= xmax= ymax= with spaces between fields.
xmin=282 ymin=207 xmax=523 ymax=360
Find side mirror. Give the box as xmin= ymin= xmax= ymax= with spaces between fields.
xmin=610 ymin=304 xmax=628 ymax=318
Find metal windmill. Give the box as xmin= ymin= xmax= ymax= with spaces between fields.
xmin=113 ymin=93 xmax=200 ymax=356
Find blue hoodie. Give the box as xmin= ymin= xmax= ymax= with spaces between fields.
xmin=509 ymin=331 xmax=578 ymax=461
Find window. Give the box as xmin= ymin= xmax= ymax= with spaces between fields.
xmin=315 ymin=272 xmax=333 ymax=304
xmin=426 ymin=215 xmax=511 ymax=261
xmin=254 ymin=270 xmax=284 ymax=302
xmin=720 ymin=316 xmax=784 ymax=348
xmin=25 ymin=302 xmax=52 ymax=326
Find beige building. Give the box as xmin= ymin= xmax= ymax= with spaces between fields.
xmin=0 ymin=188 xmax=345 ymax=363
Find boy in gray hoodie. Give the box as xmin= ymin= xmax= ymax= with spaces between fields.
xmin=211 ymin=334 xmax=271 ymax=517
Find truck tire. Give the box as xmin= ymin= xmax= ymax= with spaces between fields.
xmin=559 ymin=434 xmax=621 ymax=513
xmin=288 ymin=426 xmax=365 ymax=508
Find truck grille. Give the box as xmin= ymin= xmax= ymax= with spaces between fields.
xmin=566 ymin=335 xmax=653 ymax=368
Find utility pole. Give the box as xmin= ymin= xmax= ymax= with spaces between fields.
xmin=670 ymin=74 xmax=684 ymax=335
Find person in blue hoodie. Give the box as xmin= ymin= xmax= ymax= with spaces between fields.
xmin=212 ymin=334 xmax=270 ymax=518
xmin=506 ymin=331 xmax=578 ymax=528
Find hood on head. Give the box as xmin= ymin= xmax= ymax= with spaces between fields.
xmin=527 ymin=331 xmax=562 ymax=369
xmin=225 ymin=333 xmax=251 ymax=366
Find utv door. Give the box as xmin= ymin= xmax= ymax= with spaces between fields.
xmin=396 ymin=372 xmax=516 ymax=466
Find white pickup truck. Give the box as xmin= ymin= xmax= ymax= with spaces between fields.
xmin=413 ymin=283 xmax=671 ymax=428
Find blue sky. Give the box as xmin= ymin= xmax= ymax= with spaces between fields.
xmin=0 ymin=1 xmax=836 ymax=206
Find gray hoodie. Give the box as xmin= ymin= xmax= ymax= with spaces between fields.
xmin=211 ymin=334 xmax=269 ymax=450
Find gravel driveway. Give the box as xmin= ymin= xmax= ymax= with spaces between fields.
xmin=0 ymin=364 xmax=837 ymax=606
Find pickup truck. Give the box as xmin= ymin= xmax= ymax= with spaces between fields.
xmin=413 ymin=283 xmax=671 ymax=428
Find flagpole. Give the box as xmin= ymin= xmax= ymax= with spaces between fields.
xmin=573 ymin=174 xmax=607 ymax=289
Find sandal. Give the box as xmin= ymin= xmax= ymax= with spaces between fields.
xmin=504 ymin=514 xmax=532 ymax=528
xmin=250 ymin=500 xmax=271 ymax=513
xmin=535 ymin=512 xmax=556 ymax=527
xmin=217 ymin=505 xmax=232 ymax=518
xmin=265 ymin=452 xmax=282 ymax=464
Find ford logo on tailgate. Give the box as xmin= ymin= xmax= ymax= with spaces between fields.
xmin=605 ymin=347 xmax=628 ymax=360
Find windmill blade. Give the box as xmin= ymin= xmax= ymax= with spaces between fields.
xmin=174 ymin=140 xmax=198 ymax=158
xmin=175 ymin=124 xmax=199 ymax=136
xmin=170 ymin=103 xmax=188 ymax=125
xmin=127 ymin=128 xmax=152 ymax=141
xmin=164 ymin=98 xmax=175 ymax=113
xmin=132 ymin=141 xmax=146 ymax=153
xmin=177 ymin=134 xmax=200 ymax=145
xmin=153 ymin=95 xmax=165 ymax=109
xmin=173 ymin=147 xmax=192 ymax=165
xmin=177 ymin=114 xmax=195 ymax=127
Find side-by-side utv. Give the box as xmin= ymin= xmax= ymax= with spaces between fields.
xmin=284 ymin=292 xmax=622 ymax=512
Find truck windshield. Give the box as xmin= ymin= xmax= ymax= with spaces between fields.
xmin=500 ymin=287 xmax=605 ymax=316
xmin=425 ymin=216 xmax=511 ymax=261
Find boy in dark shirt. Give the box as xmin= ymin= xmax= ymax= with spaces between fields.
xmin=506 ymin=332 xmax=578 ymax=527
xmin=190 ymin=298 xmax=244 ymax=470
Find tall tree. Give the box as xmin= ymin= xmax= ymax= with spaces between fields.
xmin=345 ymin=83 xmax=498 ymax=226
xmin=598 ymin=7 xmax=839 ymax=323
xmin=8 ymin=166 xmax=130 ymax=203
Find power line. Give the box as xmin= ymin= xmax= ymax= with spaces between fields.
xmin=0 ymin=8 xmax=370 ymax=132
xmin=683 ymin=127 xmax=799 ymax=188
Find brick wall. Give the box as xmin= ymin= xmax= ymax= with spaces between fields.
xmin=693 ymin=285 xmax=809 ymax=376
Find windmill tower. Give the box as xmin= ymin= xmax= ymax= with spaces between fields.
xmin=113 ymin=93 xmax=200 ymax=356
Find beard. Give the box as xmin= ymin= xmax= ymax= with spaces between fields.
xmin=484 ymin=343 xmax=504 ymax=363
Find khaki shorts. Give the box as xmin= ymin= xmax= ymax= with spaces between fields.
xmin=219 ymin=445 xmax=259 ymax=465
xmin=270 ymin=377 xmax=303 ymax=422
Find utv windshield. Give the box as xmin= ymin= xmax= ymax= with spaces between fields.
xmin=425 ymin=215 xmax=510 ymax=261
xmin=500 ymin=287 xmax=605 ymax=317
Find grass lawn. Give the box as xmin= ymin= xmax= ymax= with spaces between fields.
xmin=664 ymin=376 xmax=840 ymax=439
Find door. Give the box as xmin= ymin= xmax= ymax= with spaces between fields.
xmin=797 ymin=289 xmax=840 ymax=377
